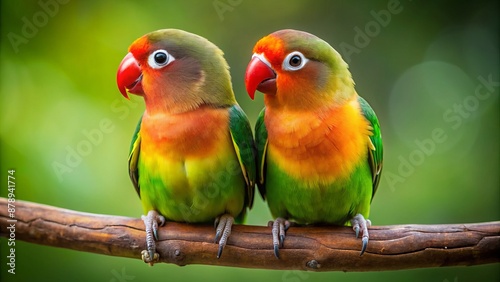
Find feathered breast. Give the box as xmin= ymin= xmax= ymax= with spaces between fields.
xmin=265 ymin=96 xmax=371 ymax=183
xmin=139 ymin=106 xmax=231 ymax=160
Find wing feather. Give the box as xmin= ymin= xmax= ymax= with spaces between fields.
xmin=229 ymin=105 xmax=256 ymax=209
xmin=358 ymin=96 xmax=383 ymax=200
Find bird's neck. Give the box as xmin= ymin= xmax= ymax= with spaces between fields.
xmin=142 ymin=77 xmax=234 ymax=115
xmin=267 ymin=73 xmax=356 ymax=111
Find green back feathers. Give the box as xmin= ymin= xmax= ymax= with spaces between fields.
xmin=128 ymin=115 xmax=143 ymax=197
xmin=254 ymin=108 xmax=268 ymax=200
xmin=229 ymin=105 xmax=256 ymax=209
xmin=358 ymin=96 xmax=383 ymax=200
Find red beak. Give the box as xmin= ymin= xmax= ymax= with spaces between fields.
xmin=117 ymin=52 xmax=143 ymax=99
xmin=244 ymin=55 xmax=276 ymax=100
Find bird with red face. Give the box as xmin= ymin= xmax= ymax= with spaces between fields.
xmin=117 ymin=29 xmax=256 ymax=264
xmin=245 ymin=29 xmax=383 ymax=258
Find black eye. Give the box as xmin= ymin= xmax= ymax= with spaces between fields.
xmin=289 ymin=55 xmax=302 ymax=67
xmin=154 ymin=52 xmax=168 ymax=64
xmin=147 ymin=49 xmax=175 ymax=69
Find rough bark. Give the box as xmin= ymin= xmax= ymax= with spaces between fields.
xmin=0 ymin=198 xmax=498 ymax=271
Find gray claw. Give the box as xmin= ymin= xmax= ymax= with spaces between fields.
xmin=350 ymin=213 xmax=371 ymax=256
xmin=274 ymin=244 xmax=280 ymax=259
xmin=141 ymin=210 xmax=165 ymax=265
xmin=360 ymin=237 xmax=368 ymax=256
xmin=217 ymin=244 xmax=224 ymax=259
xmin=214 ymin=214 xmax=234 ymax=259
xmin=214 ymin=230 xmax=222 ymax=243
xmin=149 ymin=250 xmax=155 ymax=261
xmin=271 ymin=218 xmax=289 ymax=259
xmin=153 ymin=222 xmax=159 ymax=241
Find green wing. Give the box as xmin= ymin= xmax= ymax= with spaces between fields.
xmin=128 ymin=115 xmax=143 ymax=198
xmin=254 ymin=108 xmax=268 ymax=200
xmin=358 ymin=96 xmax=383 ymax=200
xmin=229 ymin=105 xmax=256 ymax=209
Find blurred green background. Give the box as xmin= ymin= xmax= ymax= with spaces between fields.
xmin=1 ymin=0 xmax=498 ymax=281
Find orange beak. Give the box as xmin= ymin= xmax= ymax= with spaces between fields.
xmin=244 ymin=55 xmax=276 ymax=99
xmin=117 ymin=52 xmax=143 ymax=99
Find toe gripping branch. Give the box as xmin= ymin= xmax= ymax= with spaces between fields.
xmin=351 ymin=213 xmax=371 ymax=256
xmin=141 ymin=210 xmax=165 ymax=265
xmin=214 ymin=214 xmax=234 ymax=259
xmin=271 ymin=218 xmax=291 ymax=258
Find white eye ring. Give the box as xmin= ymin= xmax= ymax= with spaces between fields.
xmin=147 ymin=49 xmax=175 ymax=69
xmin=282 ymin=51 xmax=308 ymax=71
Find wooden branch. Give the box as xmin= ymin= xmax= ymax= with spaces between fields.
xmin=0 ymin=197 xmax=498 ymax=271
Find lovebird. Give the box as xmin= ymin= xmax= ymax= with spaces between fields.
xmin=116 ymin=29 xmax=255 ymax=264
xmin=244 ymin=29 xmax=383 ymax=258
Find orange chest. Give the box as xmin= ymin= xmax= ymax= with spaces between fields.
xmin=265 ymin=103 xmax=371 ymax=180
xmin=139 ymin=107 xmax=230 ymax=158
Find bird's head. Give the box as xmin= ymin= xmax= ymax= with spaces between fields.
xmin=245 ymin=29 xmax=354 ymax=109
xmin=117 ymin=29 xmax=235 ymax=114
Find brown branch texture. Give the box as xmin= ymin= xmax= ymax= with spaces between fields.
xmin=0 ymin=198 xmax=499 ymax=271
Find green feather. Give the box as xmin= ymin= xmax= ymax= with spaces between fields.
xmin=128 ymin=114 xmax=142 ymax=197
xmin=358 ymin=96 xmax=383 ymax=200
xmin=265 ymin=158 xmax=372 ymax=225
xmin=254 ymin=108 xmax=268 ymax=200
xmin=228 ymin=104 xmax=256 ymax=210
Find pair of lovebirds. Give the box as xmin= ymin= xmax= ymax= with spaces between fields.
xmin=116 ymin=28 xmax=383 ymax=265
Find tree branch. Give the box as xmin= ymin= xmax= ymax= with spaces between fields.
xmin=0 ymin=197 xmax=498 ymax=271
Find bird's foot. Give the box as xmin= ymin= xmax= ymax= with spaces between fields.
xmin=268 ymin=217 xmax=291 ymax=259
xmin=141 ymin=210 xmax=166 ymax=265
xmin=350 ymin=213 xmax=371 ymax=256
xmin=141 ymin=250 xmax=160 ymax=266
xmin=214 ymin=214 xmax=234 ymax=259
